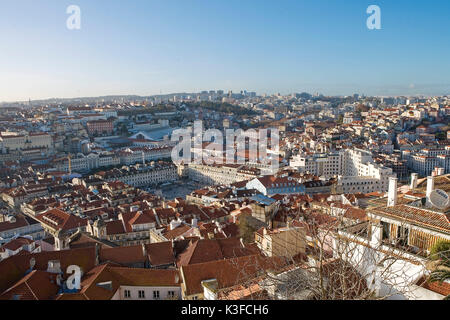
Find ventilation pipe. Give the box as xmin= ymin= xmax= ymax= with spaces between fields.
xmin=426 ymin=176 xmax=434 ymax=199
xmin=410 ymin=173 xmax=418 ymax=190
xmin=387 ymin=177 xmax=398 ymax=207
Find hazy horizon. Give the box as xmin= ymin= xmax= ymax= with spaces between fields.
xmin=2 ymin=88 xmax=449 ymax=105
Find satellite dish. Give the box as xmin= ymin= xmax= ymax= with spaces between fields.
xmin=428 ymin=189 xmax=450 ymax=210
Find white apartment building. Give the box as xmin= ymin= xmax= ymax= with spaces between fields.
xmin=53 ymin=153 xmax=121 ymax=173
xmin=187 ymin=163 xmax=260 ymax=186
xmin=0 ymin=215 xmax=46 ymax=245
xmin=0 ymin=237 xmax=41 ymax=261
xmin=98 ymin=163 xmax=178 ymax=187
xmin=290 ymin=149 xmax=394 ymax=193
xmin=118 ymin=147 xmax=172 ymax=166
xmin=404 ymin=146 xmax=450 ymax=176
xmin=290 ymin=152 xmax=342 ymax=177
xmin=340 ymin=149 xmax=394 ymax=193
xmin=401 ymin=108 xmax=425 ymax=120
xmin=0 ymin=132 xmax=53 ymax=152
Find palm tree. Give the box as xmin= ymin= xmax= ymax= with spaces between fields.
xmin=428 ymin=240 xmax=450 ymax=300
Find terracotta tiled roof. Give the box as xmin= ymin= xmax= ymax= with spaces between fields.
xmin=344 ymin=208 xmax=368 ymax=222
xmin=176 ymin=238 xmax=259 ymax=268
xmin=163 ymin=225 xmax=192 ymax=240
xmin=108 ymin=266 xmax=181 ymax=287
xmin=120 ymin=210 xmax=157 ymax=232
xmin=370 ymin=204 xmax=450 ymax=234
xmin=256 ymin=175 xmax=300 ymax=189
xmin=0 ymin=216 xmax=29 ymax=233
xmin=0 ymin=247 xmax=96 ymax=294
xmin=99 ymin=245 xmax=146 ymax=266
xmin=68 ymin=232 xmax=116 ymax=250
xmin=416 ymin=174 xmax=450 ymax=193
xmin=128 ymin=210 xmax=156 ymax=226
xmin=417 ymin=276 xmax=450 ymax=297
xmin=57 ymin=264 xmax=181 ymax=300
xmin=36 ymin=209 xmax=87 ymax=232
xmin=180 ymin=255 xmax=286 ymax=296
xmin=218 ymin=281 xmax=269 ymax=300
xmin=0 ymin=237 xmax=35 ymax=252
xmin=154 ymin=208 xmax=177 ymax=221
xmin=145 ymin=242 xmax=175 ymax=267
xmin=0 ymin=270 xmax=59 ymax=300
xmin=105 ymin=220 xmax=126 ymax=235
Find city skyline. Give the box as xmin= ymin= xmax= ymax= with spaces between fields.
xmin=1 ymin=0 xmax=450 ymax=101
xmin=2 ymin=90 xmax=448 ymax=105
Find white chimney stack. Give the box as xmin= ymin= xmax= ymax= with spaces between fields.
xmin=437 ymin=168 xmax=445 ymax=176
xmin=426 ymin=176 xmax=435 ymax=199
xmin=170 ymin=219 xmax=181 ymax=230
xmin=387 ymin=177 xmax=398 ymax=207
xmin=410 ymin=173 xmax=418 ymax=190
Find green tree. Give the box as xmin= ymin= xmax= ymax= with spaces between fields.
xmin=429 ymin=240 xmax=450 ymax=262
xmin=239 ymin=214 xmax=258 ymax=244
xmin=428 ymin=240 xmax=450 ymax=300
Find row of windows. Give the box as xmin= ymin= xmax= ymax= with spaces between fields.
xmin=123 ymin=289 xmax=176 ymax=299
xmin=344 ymin=181 xmax=378 ymax=186
xmin=109 ymin=231 xmax=149 ymax=241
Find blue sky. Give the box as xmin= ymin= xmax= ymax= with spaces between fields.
xmin=0 ymin=0 xmax=449 ymax=101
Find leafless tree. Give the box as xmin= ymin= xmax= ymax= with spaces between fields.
xmin=222 ymin=207 xmax=433 ymax=300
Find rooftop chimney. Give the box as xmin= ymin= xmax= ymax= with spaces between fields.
xmin=410 ymin=173 xmax=418 ymax=190
xmin=387 ymin=177 xmax=398 ymax=207
xmin=426 ymin=176 xmax=434 ymax=199
xmin=169 ymin=219 xmax=181 ymax=230
xmin=437 ymin=168 xmax=445 ymax=176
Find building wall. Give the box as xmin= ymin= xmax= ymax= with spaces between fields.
xmin=113 ymin=285 xmax=181 ymax=300
xmin=291 ymin=149 xmax=394 ymax=193
xmin=188 ymin=164 xmax=257 ymax=186
xmin=257 ymin=227 xmax=306 ymax=258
